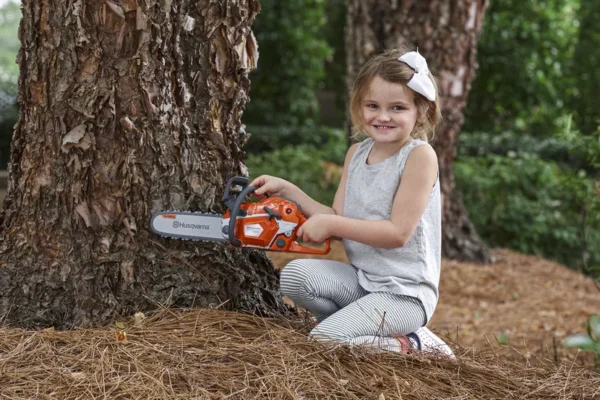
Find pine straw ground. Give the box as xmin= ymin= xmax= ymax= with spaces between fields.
xmin=0 ymin=244 xmax=598 ymax=399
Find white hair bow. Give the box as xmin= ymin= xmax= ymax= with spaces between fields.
xmin=398 ymin=51 xmax=436 ymax=101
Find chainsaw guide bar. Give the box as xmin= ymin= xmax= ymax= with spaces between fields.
xmin=150 ymin=211 xmax=227 ymax=242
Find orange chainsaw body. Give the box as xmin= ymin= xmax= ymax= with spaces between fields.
xmin=224 ymin=196 xmax=331 ymax=255
xmin=152 ymin=177 xmax=331 ymax=255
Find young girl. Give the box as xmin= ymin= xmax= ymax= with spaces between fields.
xmin=250 ymin=48 xmax=454 ymax=358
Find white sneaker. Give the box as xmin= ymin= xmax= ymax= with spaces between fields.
xmin=408 ymin=327 xmax=456 ymax=360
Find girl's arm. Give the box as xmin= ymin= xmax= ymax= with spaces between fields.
xmin=298 ymin=144 xmax=438 ymax=248
xmin=249 ymin=175 xmax=333 ymax=217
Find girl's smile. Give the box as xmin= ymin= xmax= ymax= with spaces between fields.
xmin=372 ymin=125 xmax=396 ymax=130
xmin=371 ymin=124 xmax=399 ymax=133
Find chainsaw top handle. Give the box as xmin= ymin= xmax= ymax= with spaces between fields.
xmin=223 ymin=177 xmax=256 ymax=247
xmin=222 ymin=176 xmax=252 ymax=211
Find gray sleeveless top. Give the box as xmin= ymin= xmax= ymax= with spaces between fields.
xmin=342 ymin=138 xmax=442 ymax=322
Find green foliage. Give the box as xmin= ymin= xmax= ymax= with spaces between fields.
xmin=0 ymin=1 xmax=20 ymax=169
xmin=244 ymin=0 xmax=332 ymax=127
xmin=0 ymin=1 xmax=20 ymax=110
xmin=557 ymin=115 xmax=600 ymax=169
xmin=458 ymin=130 xmax=588 ymax=170
xmin=245 ymin=130 xmax=347 ymax=206
xmin=244 ymin=124 xmax=346 ymax=156
xmin=496 ymin=333 xmax=511 ymax=345
xmin=554 ymin=116 xmax=600 ymax=282
xmin=454 ymin=152 xmax=600 ymax=273
xmin=570 ymin=0 xmax=600 ymax=134
xmin=563 ymin=314 xmax=600 ymax=370
xmin=245 ymin=145 xmax=339 ymax=206
xmin=464 ymin=0 xmax=580 ymax=136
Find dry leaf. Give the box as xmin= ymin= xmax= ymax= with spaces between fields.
xmin=339 ymin=379 xmax=349 ymax=386
xmin=134 ymin=312 xmax=146 ymax=326
xmin=115 ymin=331 xmax=128 ymax=343
xmin=115 ymin=321 xmax=126 ymax=329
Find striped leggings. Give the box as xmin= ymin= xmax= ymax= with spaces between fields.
xmin=281 ymin=259 xmax=426 ymax=351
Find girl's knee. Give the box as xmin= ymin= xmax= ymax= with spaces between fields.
xmin=280 ymin=260 xmax=310 ymax=297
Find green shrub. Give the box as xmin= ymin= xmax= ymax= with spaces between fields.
xmin=557 ymin=115 xmax=600 ymax=170
xmin=245 ymin=140 xmax=347 ymax=206
xmin=243 ymin=125 xmax=346 ymax=157
xmin=555 ymin=117 xmax=600 ymax=282
xmin=458 ymin=131 xmax=590 ymax=172
xmin=455 ymin=152 xmax=600 ymax=273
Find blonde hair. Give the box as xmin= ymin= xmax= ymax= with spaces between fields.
xmin=349 ymin=47 xmax=442 ymax=142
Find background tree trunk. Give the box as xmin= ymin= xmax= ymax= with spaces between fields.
xmin=346 ymin=0 xmax=491 ymax=263
xmin=0 ymin=0 xmax=286 ymax=329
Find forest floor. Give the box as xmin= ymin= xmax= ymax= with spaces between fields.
xmin=268 ymin=241 xmax=599 ymax=366
xmin=0 ymin=180 xmax=597 ymax=366
xmin=0 ymin=185 xmax=598 ymax=397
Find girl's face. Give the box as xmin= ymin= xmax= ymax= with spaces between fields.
xmin=361 ymin=76 xmax=419 ymax=147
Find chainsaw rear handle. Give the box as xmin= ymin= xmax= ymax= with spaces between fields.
xmin=289 ymin=238 xmax=332 ymax=255
xmin=226 ymin=178 xmax=257 ymax=247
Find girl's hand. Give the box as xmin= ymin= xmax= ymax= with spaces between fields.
xmin=249 ymin=175 xmax=290 ymax=199
xmin=296 ymin=214 xmax=331 ymax=244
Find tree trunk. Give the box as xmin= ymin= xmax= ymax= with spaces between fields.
xmin=346 ymin=0 xmax=491 ymax=263
xmin=0 ymin=0 xmax=286 ymax=329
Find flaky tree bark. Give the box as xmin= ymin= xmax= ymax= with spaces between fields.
xmin=0 ymin=0 xmax=286 ymax=328
xmin=346 ymin=0 xmax=491 ymax=263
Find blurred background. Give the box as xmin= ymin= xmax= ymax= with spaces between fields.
xmin=0 ymin=0 xmax=598 ymax=278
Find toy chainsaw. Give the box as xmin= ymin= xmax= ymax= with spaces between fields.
xmin=150 ymin=177 xmax=331 ymax=254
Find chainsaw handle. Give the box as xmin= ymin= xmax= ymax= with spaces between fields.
xmin=228 ymin=183 xmax=256 ymax=247
xmin=222 ymin=176 xmax=250 ymax=212
xmin=289 ymin=238 xmax=332 ymax=255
